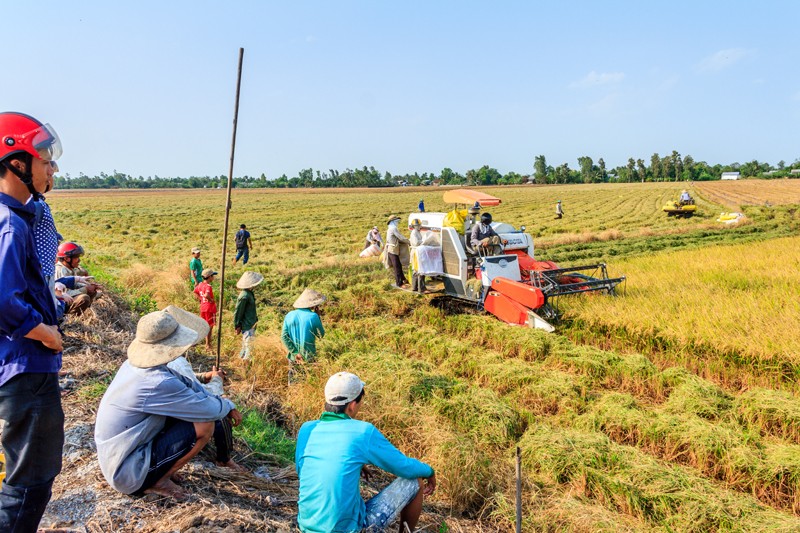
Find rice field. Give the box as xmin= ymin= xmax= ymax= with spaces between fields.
xmin=48 ymin=180 xmax=800 ymax=530
xmin=696 ymin=179 xmax=800 ymax=210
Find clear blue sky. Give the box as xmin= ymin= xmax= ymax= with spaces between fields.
xmin=5 ymin=1 xmax=799 ymax=179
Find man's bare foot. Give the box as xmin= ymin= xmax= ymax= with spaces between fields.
xmin=170 ymin=472 xmax=185 ymax=484
xmin=143 ymin=478 xmax=189 ymax=500
xmin=216 ymin=459 xmax=248 ymax=473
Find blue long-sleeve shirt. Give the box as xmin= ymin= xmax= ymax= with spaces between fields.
xmin=95 ymin=361 xmax=236 ymax=494
xmin=281 ymin=308 xmax=324 ymax=361
xmin=295 ymin=412 xmax=434 ymax=533
xmin=0 ymin=193 xmax=60 ymax=387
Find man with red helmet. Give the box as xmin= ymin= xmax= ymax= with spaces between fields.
xmin=54 ymin=241 xmax=100 ymax=315
xmin=0 ymin=111 xmax=65 ymax=531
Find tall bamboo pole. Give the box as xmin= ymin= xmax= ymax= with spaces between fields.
xmin=216 ymin=47 xmax=244 ymax=368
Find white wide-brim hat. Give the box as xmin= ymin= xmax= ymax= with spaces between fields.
xmin=127 ymin=309 xmax=203 ymax=368
xmin=293 ymin=288 xmax=327 ymax=309
xmin=164 ymin=305 xmax=210 ymax=340
xmin=236 ymin=271 xmax=264 ymax=290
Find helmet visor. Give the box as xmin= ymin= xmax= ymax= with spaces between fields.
xmin=29 ymin=123 xmax=62 ymax=161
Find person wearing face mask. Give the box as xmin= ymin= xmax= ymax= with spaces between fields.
xmin=0 ymin=111 xmax=65 ymax=532
xmin=384 ymin=215 xmax=410 ymax=288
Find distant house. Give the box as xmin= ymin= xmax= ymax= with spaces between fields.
xmin=721 ymin=172 xmax=740 ymax=180
xmin=791 ymin=169 xmax=800 ymax=175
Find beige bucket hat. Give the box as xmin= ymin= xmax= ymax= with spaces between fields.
xmin=164 ymin=305 xmax=210 ymax=340
xmin=293 ymin=288 xmax=327 ymax=309
xmin=191 ymin=247 xmax=201 ymax=254
xmin=236 ymin=271 xmax=264 ymax=290
xmin=127 ymin=309 xmax=202 ymax=368
xmin=201 ymin=268 xmax=218 ymax=279
xmin=387 ymin=215 xmax=400 ymax=224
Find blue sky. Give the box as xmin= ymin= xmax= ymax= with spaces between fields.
xmin=5 ymin=1 xmax=799 ymax=179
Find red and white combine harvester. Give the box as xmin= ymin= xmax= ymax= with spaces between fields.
xmin=406 ymin=189 xmax=625 ymax=332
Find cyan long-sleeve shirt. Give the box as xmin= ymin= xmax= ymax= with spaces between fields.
xmin=233 ymin=289 xmax=258 ymax=331
xmin=282 ymin=308 xmax=324 ymax=362
xmin=94 ymin=360 xmax=235 ymax=494
xmin=295 ymin=412 xmax=434 ymax=533
xmin=0 ymin=193 xmax=60 ymax=387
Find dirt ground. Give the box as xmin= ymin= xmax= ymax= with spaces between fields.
xmin=38 ymin=294 xmax=482 ymax=533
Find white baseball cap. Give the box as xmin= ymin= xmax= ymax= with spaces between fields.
xmin=324 ymin=372 xmax=365 ymax=406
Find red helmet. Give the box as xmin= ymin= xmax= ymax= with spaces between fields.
xmin=0 ymin=112 xmax=63 ymax=164
xmin=57 ymin=241 xmax=84 ymax=259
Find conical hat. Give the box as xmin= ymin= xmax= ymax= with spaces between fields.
xmin=236 ymin=271 xmax=264 ymax=290
xmin=293 ymin=288 xmax=327 ymax=309
xmin=127 ymin=310 xmax=201 ymax=368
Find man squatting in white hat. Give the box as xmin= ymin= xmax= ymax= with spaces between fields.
xmin=94 ymin=307 xmax=242 ymax=500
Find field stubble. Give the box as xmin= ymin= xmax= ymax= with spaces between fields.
xmin=48 ymin=182 xmax=800 ymax=530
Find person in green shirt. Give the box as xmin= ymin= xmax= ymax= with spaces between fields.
xmin=189 ymin=247 xmax=203 ymax=288
xmin=233 ymin=271 xmax=263 ymax=360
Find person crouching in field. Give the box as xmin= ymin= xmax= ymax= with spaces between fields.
xmin=296 ymin=372 xmax=436 ymax=533
xmin=234 ymin=271 xmax=263 ymax=360
xmin=94 ymin=308 xmax=242 ymax=501
xmin=282 ymin=289 xmax=326 ymax=382
xmin=189 ymin=247 xmax=203 ymax=288
xmin=193 ymin=268 xmax=218 ymax=351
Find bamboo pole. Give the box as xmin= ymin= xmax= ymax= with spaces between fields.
xmin=216 ymin=47 xmax=244 ymax=368
xmin=516 ymin=446 xmax=522 ymax=533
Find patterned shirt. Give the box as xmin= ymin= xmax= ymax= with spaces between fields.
xmin=33 ymin=200 xmax=58 ymax=277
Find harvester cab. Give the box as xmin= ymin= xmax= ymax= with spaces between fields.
xmin=406 ymin=189 xmax=625 ymax=332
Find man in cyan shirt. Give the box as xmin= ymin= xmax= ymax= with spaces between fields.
xmin=0 ymin=111 xmax=65 ymax=531
xmin=296 ymin=372 xmax=436 ymax=533
xmin=282 ymin=288 xmax=326 ymax=363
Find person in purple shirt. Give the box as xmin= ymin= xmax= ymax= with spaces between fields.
xmin=0 ymin=111 xmax=65 ymax=532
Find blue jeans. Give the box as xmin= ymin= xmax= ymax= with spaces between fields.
xmin=235 ymin=247 xmax=249 ymax=264
xmin=364 ymin=478 xmax=419 ymax=531
xmin=0 ymin=373 xmax=64 ymax=533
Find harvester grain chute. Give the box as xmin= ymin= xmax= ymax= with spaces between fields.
xmin=404 ymin=189 xmax=625 ymax=332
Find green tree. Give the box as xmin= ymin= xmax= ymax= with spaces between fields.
xmin=626 ymin=158 xmax=636 ymax=183
xmin=533 ymin=155 xmax=548 ymax=184
xmin=577 ymin=156 xmax=594 ymax=184
xmin=650 ymin=153 xmax=661 ymax=181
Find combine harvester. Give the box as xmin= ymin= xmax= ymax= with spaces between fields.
xmin=406 ymin=189 xmax=625 ymax=332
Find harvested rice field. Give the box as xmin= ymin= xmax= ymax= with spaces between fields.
xmin=47 ymin=179 xmax=800 ymax=531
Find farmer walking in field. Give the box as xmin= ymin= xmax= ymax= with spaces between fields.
xmin=296 ymin=372 xmax=436 ymax=533
xmin=282 ymin=289 xmax=326 ymax=382
xmin=232 ymin=224 xmax=252 ymax=266
xmin=0 ymin=111 xmax=65 ymax=531
xmin=555 ymin=200 xmax=564 ymax=219
xmin=234 ymin=271 xmax=263 ymax=360
xmin=94 ymin=308 xmax=242 ymax=501
xmin=193 ymin=268 xmax=218 ymax=351
xmin=385 ymin=215 xmax=410 ymax=288
xmin=189 ymin=247 xmax=203 ymax=287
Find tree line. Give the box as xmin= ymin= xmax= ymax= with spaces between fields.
xmin=53 ymin=154 xmax=800 ymax=190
